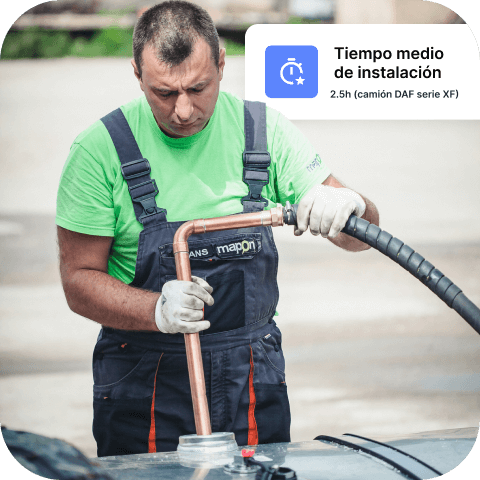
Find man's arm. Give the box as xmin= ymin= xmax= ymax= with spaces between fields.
xmin=295 ymin=174 xmax=379 ymax=252
xmin=58 ymin=226 xmax=160 ymax=331
xmin=58 ymin=227 xmax=214 ymax=332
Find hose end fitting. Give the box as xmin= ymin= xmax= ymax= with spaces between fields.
xmin=283 ymin=201 xmax=297 ymax=226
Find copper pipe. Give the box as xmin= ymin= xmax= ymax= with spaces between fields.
xmin=173 ymin=206 xmax=284 ymax=435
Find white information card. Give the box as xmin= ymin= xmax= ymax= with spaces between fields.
xmin=246 ymin=24 xmax=480 ymax=119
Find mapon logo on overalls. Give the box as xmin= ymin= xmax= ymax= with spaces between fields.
xmin=187 ymin=239 xmax=259 ymax=260
xmin=216 ymin=239 xmax=257 ymax=258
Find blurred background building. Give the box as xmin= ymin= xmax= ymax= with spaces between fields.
xmin=8 ymin=0 xmax=462 ymax=30
xmin=17 ymin=0 xmax=464 ymax=24
xmin=3 ymin=0 xmax=463 ymax=62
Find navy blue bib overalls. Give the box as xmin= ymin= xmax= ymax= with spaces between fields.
xmin=92 ymin=101 xmax=291 ymax=457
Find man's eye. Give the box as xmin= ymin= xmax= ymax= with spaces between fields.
xmin=159 ymin=92 xmax=174 ymax=98
xmin=190 ymin=88 xmax=204 ymax=93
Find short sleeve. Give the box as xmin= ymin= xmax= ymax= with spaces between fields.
xmin=56 ymin=142 xmax=116 ymax=236
xmin=269 ymin=110 xmax=331 ymax=205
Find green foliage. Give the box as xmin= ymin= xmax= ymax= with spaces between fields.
xmin=1 ymin=27 xmax=247 ymax=60
xmin=1 ymin=27 xmax=134 ymax=60
xmin=287 ymin=16 xmax=326 ymax=25
xmin=224 ymin=38 xmax=245 ymax=56
xmin=70 ymin=27 xmax=134 ymax=57
xmin=1 ymin=27 xmax=71 ymax=59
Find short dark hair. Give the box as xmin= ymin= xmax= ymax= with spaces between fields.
xmin=133 ymin=1 xmax=220 ymax=77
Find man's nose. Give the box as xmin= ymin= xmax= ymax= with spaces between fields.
xmin=175 ymin=93 xmax=193 ymax=122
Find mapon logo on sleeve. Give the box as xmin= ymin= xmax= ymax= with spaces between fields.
xmin=265 ymin=45 xmax=318 ymax=98
xmin=306 ymin=154 xmax=322 ymax=174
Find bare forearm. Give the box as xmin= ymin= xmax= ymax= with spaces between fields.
xmin=62 ymin=269 xmax=160 ymax=331
xmin=328 ymin=196 xmax=379 ymax=252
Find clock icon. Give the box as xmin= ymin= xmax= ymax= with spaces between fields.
xmin=280 ymin=58 xmax=304 ymax=85
xmin=265 ymin=45 xmax=318 ymax=98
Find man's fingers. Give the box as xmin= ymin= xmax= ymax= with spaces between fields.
xmin=157 ymin=280 xmax=213 ymax=334
xmin=183 ymin=294 xmax=204 ymax=310
xmin=180 ymin=307 xmax=205 ymax=322
xmin=184 ymin=281 xmax=214 ymax=306
xmin=308 ymin=199 xmax=325 ymax=236
xmin=179 ymin=320 xmax=211 ymax=334
xmin=295 ymin=184 xmax=367 ymax=239
xmin=328 ymin=204 xmax=353 ymax=238
xmin=353 ymin=197 xmax=366 ymax=217
xmin=295 ymin=197 xmax=314 ymax=236
xmin=320 ymin=204 xmax=337 ymax=237
xmin=191 ymin=275 xmax=213 ymax=294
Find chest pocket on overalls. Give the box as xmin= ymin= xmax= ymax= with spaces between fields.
xmin=159 ymin=233 xmax=261 ymax=334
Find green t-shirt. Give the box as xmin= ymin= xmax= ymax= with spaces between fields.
xmin=56 ymin=92 xmax=330 ymax=283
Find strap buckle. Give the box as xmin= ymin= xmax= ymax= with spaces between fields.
xmin=128 ymin=180 xmax=164 ymax=220
xmin=121 ymin=158 xmax=151 ymax=180
xmin=242 ymin=151 xmax=271 ymax=166
xmin=241 ymin=167 xmax=269 ymax=207
xmin=241 ymin=150 xmax=270 ymax=208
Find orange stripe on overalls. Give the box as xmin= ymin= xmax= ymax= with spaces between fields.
xmin=247 ymin=346 xmax=258 ymax=446
xmin=148 ymin=352 xmax=164 ymax=453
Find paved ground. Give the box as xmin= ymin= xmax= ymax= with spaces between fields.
xmin=0 ymin=57 xmax=479 ymax=458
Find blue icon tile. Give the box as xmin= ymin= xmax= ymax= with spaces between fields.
xmin=265 ymin=45 xmax=318 ymax=98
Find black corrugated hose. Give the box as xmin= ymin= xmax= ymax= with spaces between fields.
xmin=283 ymin=203 xmax=480 ymax=335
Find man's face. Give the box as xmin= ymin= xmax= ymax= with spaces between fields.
xmin=132 ymin=39 xmax=225 ymax=138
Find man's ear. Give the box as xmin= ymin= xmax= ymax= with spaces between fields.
xmin=218 ymin=48 xmax=226 ymax=81
xmin=131 ymin=59 xmax=144 ymax=91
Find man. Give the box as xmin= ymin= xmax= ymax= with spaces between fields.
xmin=57 ymin=1 xmax=379 ymax=456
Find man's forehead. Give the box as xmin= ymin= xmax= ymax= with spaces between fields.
xmin=143 ymin=53 xmax=214 ymax=92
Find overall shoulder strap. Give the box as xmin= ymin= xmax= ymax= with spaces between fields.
xmin=242 ymin=100 xmax=271 ymax=213
xmin=100 ymin=108 xmax=166 ymax=224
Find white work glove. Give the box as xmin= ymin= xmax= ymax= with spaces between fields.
xmin=155 ymin=276 xmax=214 ymax=334
xmin=295 ymin=184 xmax=366 ymax=238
